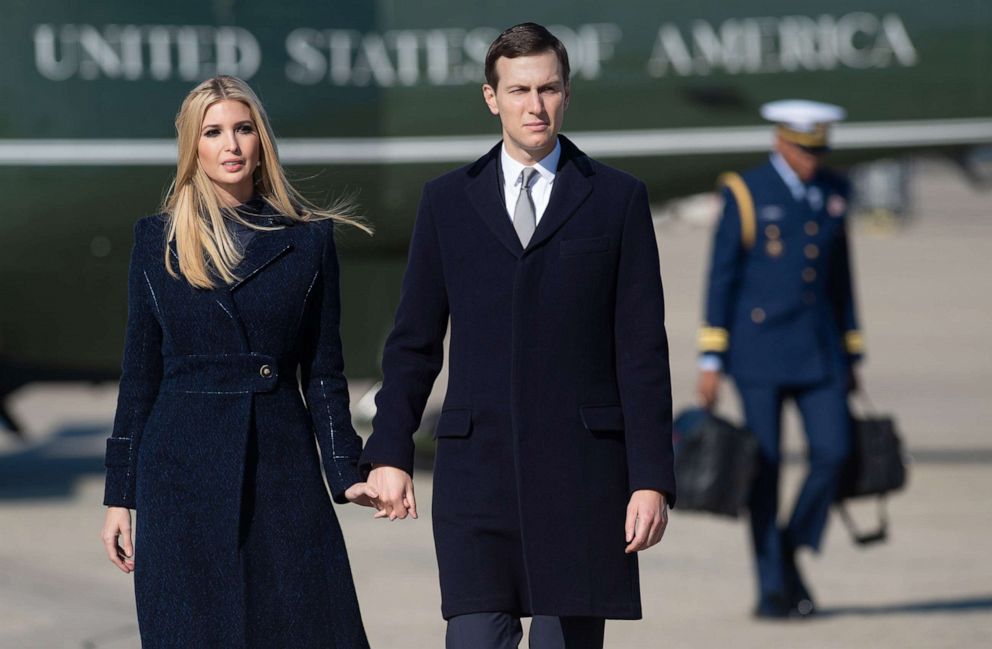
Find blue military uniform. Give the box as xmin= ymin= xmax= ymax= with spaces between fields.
xmin=699 ymin=101 xmax=864 ymax=615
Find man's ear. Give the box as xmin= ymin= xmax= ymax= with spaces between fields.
xmin=563 ymin=84 xmax=571 ymax=111
xmin=482 ymin=83 xmax=499 ymax=116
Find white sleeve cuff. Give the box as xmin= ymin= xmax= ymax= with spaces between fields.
xmin=698 ymin=354 xmax=723 ymax=372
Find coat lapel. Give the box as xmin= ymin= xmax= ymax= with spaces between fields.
xmin=526 ymin=136 xmax=594 ymax=252
xmin=465 ymin=142 xmax=524 ymax=259
xmin=230 ymin=234 xmax=293 ymax=291
xmin=230 ymin=203 xmax=295 ymax=291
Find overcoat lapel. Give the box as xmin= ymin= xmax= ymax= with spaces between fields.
xmin=465 ymin=136 xmax=594 ymax=257
xmin=526 ymin=136 xmax=594 ymax=251
xmin=465 ymin=143 xmax=524 ymax=259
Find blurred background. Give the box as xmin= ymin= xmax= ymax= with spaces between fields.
xmin=1 ymin=1 xmax=990 ymax=647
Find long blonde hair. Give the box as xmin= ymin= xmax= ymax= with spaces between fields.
xmin=162 ymin=75 xmax=370 ymax=288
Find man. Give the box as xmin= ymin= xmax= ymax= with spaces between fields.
xmin=360 ymin=22 xmax=676 ymax=649
xmin=697 ymin=100 xmax=864 ymax=619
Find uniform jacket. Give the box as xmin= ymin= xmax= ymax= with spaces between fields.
xmin=103 ymin=203 xmax=368 ymax=648
xmin=360 ymin=136 xmax=676 ymax=620
xmin=700 ymin=160 xmax=863 ymax=386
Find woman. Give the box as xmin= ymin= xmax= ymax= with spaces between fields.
xmin=99 ymin=75 xmax=377 ymax=648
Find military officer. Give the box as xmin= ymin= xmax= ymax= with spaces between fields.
xmin=697 ymin=100 xmax=864 ymax=619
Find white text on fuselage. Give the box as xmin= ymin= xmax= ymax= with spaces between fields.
xmin=32 ymin=14 xmax=916 ymax=85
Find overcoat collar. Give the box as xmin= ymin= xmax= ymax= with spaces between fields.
xmin=229 ymin=199 xmax=294 ymax=291
xmin=465 ymin=135 xmax=594 ymax=258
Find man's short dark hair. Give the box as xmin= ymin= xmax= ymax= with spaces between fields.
xmin=484 ymin=22 xmax=570 ymax=89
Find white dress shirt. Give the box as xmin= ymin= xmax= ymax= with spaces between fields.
xmin=501 ymin=139 xmax=561 ymax=226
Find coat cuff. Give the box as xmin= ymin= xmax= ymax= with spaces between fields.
xmin=358 ymin=434 xmax=416 ymax=478
xmin=845 ymin=330 xmax=865 ymax=357
xmin=697 ymin=325 xmax=729 ymax=354
xmin=103 ymin=437 xmax=136 ymax=509
xmin=325 ymin=458 xmax=362 ymax=505
xmin=628 ymin=473 xmax=677 ymax=508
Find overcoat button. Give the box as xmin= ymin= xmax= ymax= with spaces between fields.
xmin=805 ymin=221 xmax=819 ymax=236
xmin=803 ymin=268 xmax=817 ymax=282
xmin=751 ymin=308 xmax=766 ymax=323
xmin=765 ymin=224 xmax=780 ymax=239
xmin=260 ymin=364 xmax=273 ymax=378
xmin=804 ymin=244 xmax=819 ymax=259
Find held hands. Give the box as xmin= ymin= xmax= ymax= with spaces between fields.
xmin=344 ymin=482 xmax=380 ymax=508
xmin=624 ymin=490 xmax=668 ymax=554
xmin=102 ymin=506 xmax=135 ymax=573
xmin=697 ymin=369 xmax=721 ymax=409
xmin=366 ymin=464 xmax=418 ymax=521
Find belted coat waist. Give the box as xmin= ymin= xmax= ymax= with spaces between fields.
xmin=160 ymin=353 xmax=293 ymax=394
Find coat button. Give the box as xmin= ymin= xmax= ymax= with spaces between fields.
xmin=804 ymin=244 xmax=819 ymax=259
xmin=765 ymin=224 xmax=780 ymax=239
xmin=803 ymin=268 xmax=817 ymax=282
xmin=751 ymin=308 xmax=766 ymax=323
xmin=259 ymin=364 xmax=273 ymax=378
xmin=805 ymin=221 xmax=819 ymax=236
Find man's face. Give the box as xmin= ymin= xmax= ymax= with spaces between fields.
xmin=775 ymin=135 xmax=825 ymax=183
xmin=482 ymin=50 xmax=570 ymax=164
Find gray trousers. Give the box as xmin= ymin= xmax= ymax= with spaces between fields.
xmin=446 ymin=613 xmax=605 ymax=649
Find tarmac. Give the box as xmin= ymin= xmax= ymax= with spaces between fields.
xmin=1 ymin=159 xmax=990 ymax=648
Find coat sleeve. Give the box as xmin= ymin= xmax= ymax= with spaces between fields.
xmin=829 ymin=217 xmax=865 ymax=363
xmin=103 ymin=220 xmax=164 ymax=509
xmin=300 ymin=222 xmax=364 ymax=504
xmin=698 ymin=187 xmax=745 ymax=365
xmin=359 ymin=186 xmax=449 ymax=477
xmin=614 ymin=180 xmax=676 ymax=504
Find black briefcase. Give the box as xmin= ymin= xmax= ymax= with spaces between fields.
xmin=673 ymin=408 xmax=758 ymax=518
xmin=834 ymin=394 xmax=908 ymax=546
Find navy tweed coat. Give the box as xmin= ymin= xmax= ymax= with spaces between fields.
xmin=360 ymin=137 xmax=676 ymax=620
xmin=103 ymin=203 xmax=369 ymax=649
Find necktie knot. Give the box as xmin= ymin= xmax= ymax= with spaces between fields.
xmin=519 ymin=167 xmax=538 ymax=192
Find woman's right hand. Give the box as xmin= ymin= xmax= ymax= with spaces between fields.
xmin=102 ymin=506 xmax=135 ymax=574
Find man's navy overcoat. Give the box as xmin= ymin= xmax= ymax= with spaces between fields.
xmin=103 ymin=204 xmax=369 ymax=649
xmin=361 ymin=137 xmax=677 ymax=620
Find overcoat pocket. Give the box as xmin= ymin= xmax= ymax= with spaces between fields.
xmin=434 ymin=409 xmax=473 ymax=439
xmin=579 ymin=404 xmax=625 ymax=432
xmin=560 ymin=236 xmax=610 ymax=257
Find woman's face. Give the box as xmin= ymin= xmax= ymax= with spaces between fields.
xmin=197 ymin=100 xmax=260 ymax=205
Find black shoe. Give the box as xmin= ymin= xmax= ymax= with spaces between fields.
xmin=783 ymin=552 xmax=816 ymax=618
xmin=753 ymin=593 xmax=791 ymax=620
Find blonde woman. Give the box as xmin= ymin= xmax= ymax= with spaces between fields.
xmin=99 ymin=76 xmax=376 ymax=648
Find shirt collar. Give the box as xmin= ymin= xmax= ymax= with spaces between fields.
xmin=770 ymin=152 xmax=806 ymax=202
xmin=501 ymin=138 xmax=561 ymax=187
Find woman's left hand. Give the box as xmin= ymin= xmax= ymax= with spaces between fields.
xmin=344 ymin=482 xmax=380 ymax=509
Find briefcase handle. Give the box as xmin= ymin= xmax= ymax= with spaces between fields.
xmin=836 ymin=497 xmax=889 ymax=546
xmin=848 ymin=389 xmax=879 ymax=417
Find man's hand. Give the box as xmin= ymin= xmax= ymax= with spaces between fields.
xmin=624 ymin=490 xmax=668 ymax=554
xmin=697 ymin=369 xmax=721 ymax=409
xmin=102 ymin=506 xmax=135 ymax=573
xmin=367 ymin=464 xmax=417 ymax=521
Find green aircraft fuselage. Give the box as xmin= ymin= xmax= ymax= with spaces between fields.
xmin=0 ymin=1 xmax=989 ymax=412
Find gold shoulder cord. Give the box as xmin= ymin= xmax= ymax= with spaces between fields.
xmin=717 ymin=172 xmax=756 ymax=250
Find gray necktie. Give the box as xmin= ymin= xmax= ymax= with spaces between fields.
xmin=513 ymin=167 xmax=538 ymax=247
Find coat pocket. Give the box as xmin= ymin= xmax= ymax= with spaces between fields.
xmin=560 ymin=236 xmax=610 ymax=257
xmin=434 ymin=409 xmax=473 ymax=439
xmin=579 ymin=404 xmax=625 ymax=432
